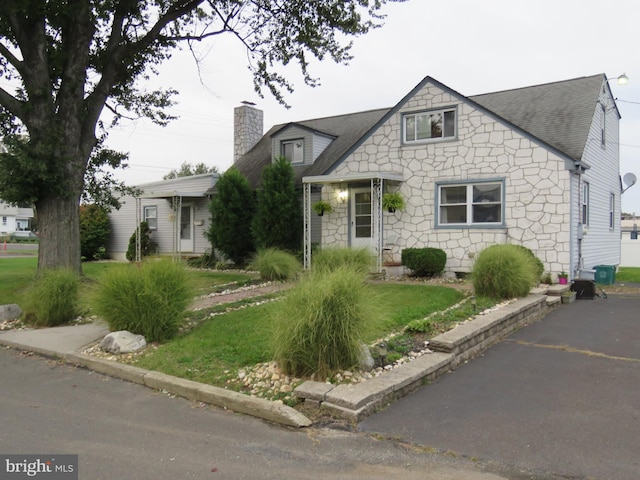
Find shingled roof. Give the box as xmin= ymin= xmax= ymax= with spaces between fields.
xmin=470 ymin=74 xmax=609 ymax=162
xmin=235 ymin=74 xmax=608 ymax=187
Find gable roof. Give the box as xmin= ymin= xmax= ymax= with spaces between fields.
xmin=470 ymin=74 xmax=607 ymax=162
xmin=235 ymin=74 xmax=608 ymax=187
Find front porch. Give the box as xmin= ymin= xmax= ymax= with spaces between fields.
xmin=302 ymin=172 xmax=404 ymax=273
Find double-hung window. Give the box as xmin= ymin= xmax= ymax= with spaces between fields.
xmin=581 ymin=182 xmax=589 ymax=226
xmin=609 ymin=193 xmax=615 ymax=229
xmin=438 ymin=181 xmax=503 ymax=226
xmin=403 ymin=107 xmax=456 ymax=143
xmin=143 ymin=206 xmax=157 ymax=231
xmin=281 ymin=139 xmax=304 ymax=164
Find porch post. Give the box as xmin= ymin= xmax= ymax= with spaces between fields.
xmin=372 ymin=177 xmax=383 ymax=273
xmin=303 ymin=182 xmax=311 ymax=269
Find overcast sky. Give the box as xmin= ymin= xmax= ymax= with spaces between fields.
xmin=105 ymin=0 xmax=640 ymax=213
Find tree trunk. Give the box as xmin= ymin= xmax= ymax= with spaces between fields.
xmin=36 ymin=195 xmax=82 ymax=274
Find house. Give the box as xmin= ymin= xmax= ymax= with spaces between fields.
xmin=621 ymin=216 xmax=640 ymax=267
xmin=105 ymin=173 xmax=217 ymax=260
xmin=234 ymin=74 xmax=622 ymax=281
xmin=0 ymin=200 xmax=35 ymax=238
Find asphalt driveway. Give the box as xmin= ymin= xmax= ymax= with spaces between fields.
xmin=359 ymin=295 xmax=640 ymax=480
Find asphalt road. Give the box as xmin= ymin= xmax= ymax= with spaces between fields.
xmin=360 ymin=295 xmax=640 ymax=480
xmin=1 ymin=347 xmax=539 ymax=480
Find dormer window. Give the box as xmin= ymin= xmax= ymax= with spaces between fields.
xmin=281 ymin=139 xmax=304 ymax=164
xmin=403 ymin=107 xmax=456 ymax=144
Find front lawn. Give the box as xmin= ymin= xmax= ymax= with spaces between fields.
xmin=132 ymin=283 xmax=467 ymax=390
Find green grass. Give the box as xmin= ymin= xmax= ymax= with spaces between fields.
xmin=0 ymin=257 xmax=256 ymax=309
xmin=133 ymin=283 xmax=466 ymax=386
xmin=616 ymin=267 xmax=640 ymax=283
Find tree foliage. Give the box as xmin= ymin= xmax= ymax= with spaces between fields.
xmin=79 ymin=203 xmax=110 ymax=261
xmin=163 ymin=161 xmax=218 ymax=180
xmin=206 ymin=167 xmax=255 ymax=265
xmin=0 ymin=0 xmax=400 ymax=273
xmin=252 ymin=157 xmax=302 ymax=251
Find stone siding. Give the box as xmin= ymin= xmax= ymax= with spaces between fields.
xmin=322 ymin=83 xmax=572 ymax=274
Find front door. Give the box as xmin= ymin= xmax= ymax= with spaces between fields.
xmin=350 ymin=187 xmax=374 ymax=249
xmin=180 ymin=205 xmax=194 ymax=252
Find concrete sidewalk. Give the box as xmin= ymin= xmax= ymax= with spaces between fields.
xmin=0 ymin=322 xmax=311 ymax=428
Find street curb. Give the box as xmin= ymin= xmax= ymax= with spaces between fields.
xmin=65 ymin=353 xmax=312 ymax=428
xmin=0 ymin=342 xmax=312 ymax=428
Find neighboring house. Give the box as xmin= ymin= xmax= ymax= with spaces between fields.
xmin=234 ymin=74 xmax=622 ymax=281
xmin=621 ymin=216 xmax=640 ymax=267
xmin=105 ymin=173 xmax=217 ymax=260
xmin=0 ymin=200 xmax=35 ymax=238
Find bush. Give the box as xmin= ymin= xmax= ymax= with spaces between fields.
xmin=249 ymin=248 xmax=302 ymax=281
xmin=401 ymin=248 xmax=447 ymax=277
xmin=125 ymin=221 xmax=153 ymax=262
xmin=312 ymin=247 xmax=374 ymax=276
xmin=271 ymin=267 xmax=378 ymax=378
xmin=206 ymin=167 xmax=255 ymax=265
xmin=23 ymin=269 xmax=80 ymax=327
xmin=512 ymin=244 xmax=544 ymax=282
xmin=472 ymin=244 xmax=538 ymax=299
xmin=92 ymin=259 xmax=194 ymax=342
xmin=79 ymin=204 xmax=110 ymax=261
xmin=252 ymin=156 xmax=302 ymax=251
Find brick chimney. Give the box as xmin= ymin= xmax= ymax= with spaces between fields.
xmin=234 ymin=102 xmax=264 ymax=162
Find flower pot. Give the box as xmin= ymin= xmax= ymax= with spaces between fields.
xmin=559 ymin=277 xmax=568 ymax=285
xmin=561 ymin=292 xmax=576 ymax=304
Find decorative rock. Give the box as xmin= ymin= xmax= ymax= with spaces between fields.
xmin=100 ymin=331 xmax=146 ymax=354
xmin=0 ymin=304 xmax=22 ymax=322
xmin=358 ymin=342 xmax=375 ymax=372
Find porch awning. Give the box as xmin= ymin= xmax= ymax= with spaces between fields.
xmin=302 ymin=171 xmax=404 ymax=185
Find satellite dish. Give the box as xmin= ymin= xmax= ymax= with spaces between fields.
xmin=622 ymin=172 xmax=637 ymax=193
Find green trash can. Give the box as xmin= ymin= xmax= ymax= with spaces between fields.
xmin=594 ymin=265 xmax=616 ymax=285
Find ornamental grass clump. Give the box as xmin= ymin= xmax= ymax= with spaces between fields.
xmin=271 ymin=267 xmax=378 ymax=378
xmin=472 ymin=244 xmax=538 ymax=300
xmin=249 ymin=248 xmax=302 ymax=281
xmin=312 ymin=247 xmax=374 ymax=276
xmin=92 ymin=259 xmax=194 ymax=342
xmin=23 ymin=269 xmax=80 ymax=327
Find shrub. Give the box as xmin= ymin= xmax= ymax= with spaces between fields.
xmin=472 ymin=244 xmax=538 ymax=299
xmin=312 ymin=247 xmax=374 ymax=276
xmin=401 ymin=248 xmax=447 ymax=277
xmin=92 ymin=259 xmax=194 ymax=342
xmin=79 ymin=204 xmax=111 ymax=261
xmin=23 ymin=269 xmax=80 ymax=327
xmin=249 ymin=248 xmax=302 ymax=281
xmin=512 ymin=244 xmax=544 ymax=282
xmin=206 ymin=167 xmax=255 ymax=265
xmin=271 ymin=267 xmax=378 ymax=378
xmin=252 ymin=156 xmax=302 ymax=251
xmin=125 ymin=221 xmax=153 ymax=262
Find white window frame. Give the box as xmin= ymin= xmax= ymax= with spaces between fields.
xmin=582 ymin=182 xmax=589 ymax=226
xmin=403 ymin=107 xmax=457 ymax=144
xmin=436 ymin=180 xmax=504 ymax=227
xmin=601 ymin=104 xmax=606 ymax=147
xmin=281 ymin=139 xmax=304 ymax=164
xmin=609 ymin=193 xmax=615 ymax=229
xmin=143 ymin=205 xmax=158 ymax=231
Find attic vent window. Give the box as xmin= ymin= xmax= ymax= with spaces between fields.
xmin=281 ymin=139 xmax=304 ymax=164
xmin=403 ymin=107 xmax=456 ymax=143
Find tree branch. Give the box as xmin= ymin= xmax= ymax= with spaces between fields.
xmin=0 ymin=41 xmax=24 ymax=76
xmin=0 ymin=86 xmax=24 ymax=117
